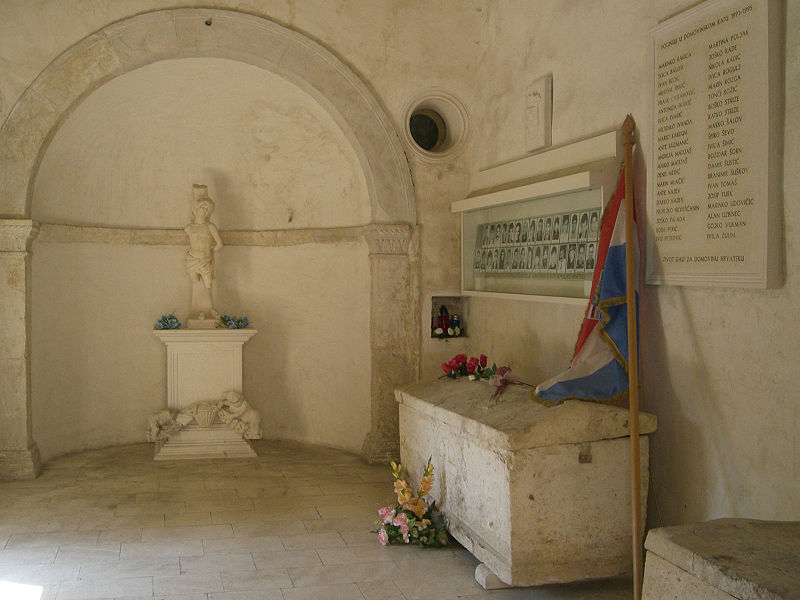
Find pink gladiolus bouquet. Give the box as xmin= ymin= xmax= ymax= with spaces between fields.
xmin=375 ymin=457 xmax=448 ymax=547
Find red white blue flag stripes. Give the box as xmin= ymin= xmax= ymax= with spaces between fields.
xmin=534 ymin=167 xmax=637 ymax=405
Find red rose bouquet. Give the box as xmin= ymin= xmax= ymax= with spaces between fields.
xmin=440 ymin=353 xmax=496 ymax=381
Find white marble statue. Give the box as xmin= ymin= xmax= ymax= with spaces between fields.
xmin=218 ymin=390 xmax=262 ymax=439
xmin=185 ymin=184 xmax=223 ymax=327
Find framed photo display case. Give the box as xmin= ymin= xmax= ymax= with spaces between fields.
xmin=463 ymin=188 xmax=600 ymax=298
xmin=456 ymin=131 xmax=622 ymax=302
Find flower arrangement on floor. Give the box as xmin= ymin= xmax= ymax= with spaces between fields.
xmin=375 ymin=457 xmax=448 ymax=547
xmin=155 ymin=313 xmax=181 ymax=330
xmin=440 ymin=353 xmax=530 ymax=403
xmin=220 ymin=314 xmax=249 ymax=329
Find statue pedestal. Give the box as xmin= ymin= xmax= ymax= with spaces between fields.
xmin=154 ymin=424 xmax=258 ymax=460
xmin=187 ymin=318 xmax=217 ymax=329
xmin=153 ymin=329 xmax=258 ymax=460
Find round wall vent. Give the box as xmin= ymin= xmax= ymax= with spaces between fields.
xmin=402 ymin=90 xmax=469 ymax=162
xmin=409 ymin=109 xmax=446 ymax=152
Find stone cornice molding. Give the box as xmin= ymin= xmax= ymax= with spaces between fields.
xmin=0 ymin=219 xmax=39 ymax=251
xmin=363 ymin=224 xmax=412 ymax=255
xmin=153 ymin=328 xmax=257 ymax=344
xmin=37 ymin=223 xmax=420 ymax=255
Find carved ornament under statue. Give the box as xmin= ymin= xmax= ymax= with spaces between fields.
xmin=185 ymin=184 xmax=223 ymax=329
xmin=146 ymin=390 xmax=262 ymax=443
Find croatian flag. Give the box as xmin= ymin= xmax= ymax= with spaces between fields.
xmin=534 ymin=168 xmax=637 ymax=405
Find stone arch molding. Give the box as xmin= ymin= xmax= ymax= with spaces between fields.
xmin=0 ymin=9 xmax=418 ymax=478
xmin=0 ymin=8 xmax=415 ymax=223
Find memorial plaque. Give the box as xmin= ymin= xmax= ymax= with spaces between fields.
xmin=646 ymin=0 xmax=782 ymax=287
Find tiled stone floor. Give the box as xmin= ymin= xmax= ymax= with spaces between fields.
xmin=0 ymin=441 xmax=632 ymax=600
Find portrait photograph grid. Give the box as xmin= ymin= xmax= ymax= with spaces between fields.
xmin=473 ymin=209 xmax=600 ymax=276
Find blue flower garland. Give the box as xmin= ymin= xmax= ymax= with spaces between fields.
xmin=155 ymin=314 xmax=181 ymax=329
xmin=220 ymin=315 xmax=249 ymax=329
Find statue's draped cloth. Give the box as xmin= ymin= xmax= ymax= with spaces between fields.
xmin=185 ymin=251 xmax=214 ymax=281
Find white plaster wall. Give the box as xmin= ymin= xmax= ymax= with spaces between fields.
xmin=0 ymin=0 xmax=481 ymax=264
xmin=29 ymin=56 xmax=373 ymax=460
xmin=0 ymin=1 xmax=482 ymax=133
xmin=470 ymin=0 xmax=799 ymax=525
xmin=32 ymin=58 xmax=369 ymax=229
xmin=218 ymin=243 xmax=371 ymax=452
xmin=32 ymin=242 xmax=184 ymax=459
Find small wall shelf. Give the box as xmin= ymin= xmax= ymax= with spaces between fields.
xmin=430 ymin=295 xmax=467 ymax=339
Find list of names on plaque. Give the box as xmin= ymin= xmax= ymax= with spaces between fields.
xmin=648 ymin=0 xmax=769 ymax=284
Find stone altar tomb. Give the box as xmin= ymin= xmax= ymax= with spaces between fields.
xmin=396 ymin=378 xmax=657 ymax=588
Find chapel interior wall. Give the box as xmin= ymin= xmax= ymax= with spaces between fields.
xmin=4 ymin=0 xmax=797 ymax=529
xmin=467 ymin=0 xmax=800 ymax=525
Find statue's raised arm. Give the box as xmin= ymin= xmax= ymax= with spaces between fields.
xmin=209 ymin=221 xmax=223 ymax=254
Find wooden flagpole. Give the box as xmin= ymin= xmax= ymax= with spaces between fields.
xmin=621 ymin=114 xmax=643 ymax=600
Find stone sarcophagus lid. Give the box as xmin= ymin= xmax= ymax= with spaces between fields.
xmin=396 ymin=378 xmax=657 ymax=588
xmin=642 ymin=519 xmax=800 ymax=600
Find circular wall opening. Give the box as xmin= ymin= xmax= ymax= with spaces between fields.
xmin=409 ymin=109 xmax=446 ymax=152
xmin=402 ymin=90 xmax=469 ymax=162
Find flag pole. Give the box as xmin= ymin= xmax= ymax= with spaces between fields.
xmin=621 ymin=114 xmax=642 ymax=600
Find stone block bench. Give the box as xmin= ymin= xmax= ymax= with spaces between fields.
xmin=643 ymin=519 xmax=800 ymax=599
xmin=395 ymin=378 xmax=657 ymax=588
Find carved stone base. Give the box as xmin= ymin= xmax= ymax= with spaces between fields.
xmin=0 ymin=443 xmax=42 ymax=480
xmin=154 ymin=424 xmax=256 ymax=460
xmin=361 ymin=429 xmax=400 ymax=464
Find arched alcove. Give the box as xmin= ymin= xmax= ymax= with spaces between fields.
xmin=0 ymin=8 xmax=414 ymax=223
xmin=0 ymin=9 xmax=417 ymax=475
xmin=30 ymin=57 xmax=375 ymax=459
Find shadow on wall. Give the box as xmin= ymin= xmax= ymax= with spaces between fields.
xmin=206 ymin=170 xmax=243 ymax=230
xmin=215 ymin=242 xmax=373 ymax=455
xmin=239 ymin=305 xmax=304 ymax=438
xmin=641 ymin=280 xmax=744 ymax=528
xmin=219 ymin=253 xmax=311 ymax=444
